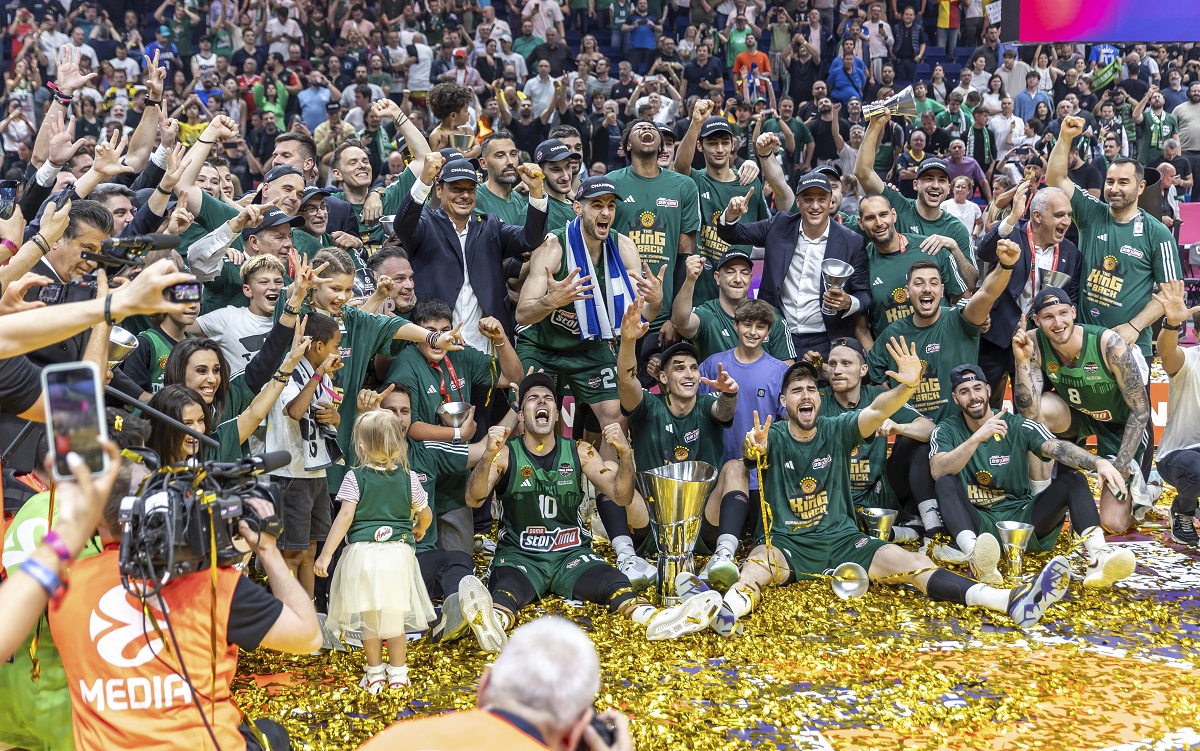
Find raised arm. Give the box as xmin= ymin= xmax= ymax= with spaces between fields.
xmin=236 ymin=325 xmax=310 ymax=442
xmin=1045 ymin=115 xmax=1083 ymax=198
xmin=857 ymin=336 xmax=921 ymax=437
xmin=1153 ymin=279 xmax=1200 ymax=377
xmin=755 ymin=132 xmax=795 ymax=210
xmin=1010 ymin=317 xmax=1044 ymax=420
xmin=670 ymin=254 xmax=706 ymax=339
xmin=616 ymin=299 xmax=648 ymax=413
xmin=673 ymin=98 xmax=712 ymax=174
xmin=855 ymin=108 xmax=889 ymax=195
xmin=465 ymin=427 xmax=510 ymax=507
xmin=962 ymin=238 xmax=1017 ymax=326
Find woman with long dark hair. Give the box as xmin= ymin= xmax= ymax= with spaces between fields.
xmin=145 ymin=384 xmax=210 ymax=466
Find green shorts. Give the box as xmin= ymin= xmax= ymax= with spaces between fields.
xmin=1072 ymin=411 xmax=1148 ymax=468
xmin=763 ymin=525 xmax=887 ymax=582
xmin=489 ymin=546 xmax=611 ymax=600
xmin=515 ymin=340 xmax=619 ymax=406
xmin=973 ymin=497 xmax=1061 ymax=554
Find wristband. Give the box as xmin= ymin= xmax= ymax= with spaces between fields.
xmin=198 ymin=138 xmax=216 ymax=145
xmin=427 ymin=331 xmax=440 ymax=346
xmin=104 ymin=293 xmax=116 ymax=325
xmin=1162 ymin=319 xmax=1180 ymax=331
xmin=20 ymin=558 xmax=62 ymax=597
xmin=998 ymin=260 xmax=1016 ymax=270
xmin=146 ymin=98 xmax=162 ymax=107
xmin=1 ymin=238 xmax=17 ymax=254
xmin=283 ymin=303 xmax=302 ymax=316
xmin=41 ymin=529 xmax=73 ymax=562
xmin=155 ymin=185 xmax=173 ymax=195
xmin=31 ymin=233 xmax=50 ymax=255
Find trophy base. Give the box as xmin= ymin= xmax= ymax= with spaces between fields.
xmin=655 ymin=552 xmax=697 ymax=607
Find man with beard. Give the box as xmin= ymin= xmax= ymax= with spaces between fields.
xmin=366 ymin=247 xmax=418 ymax=317
xmin=1011 ymin=287 xmax=1152 ymax=534
xmin=857 ymin=112 xmax=977 ymax=285
xmin=857 ymin=194 xmax=970 ymax=338
xmin=475 ymin=131 xmax=530 ymax=224
xmin=608 ymin=119 xmax=701 ymax=344
xmin=534 ymin=138 xmax=583 ymax=229
xmin=458 ymin=373 xmax=723 ymax=652
xmin=673 ymin=102 xmax=773 ymax=305
xmin=973 ymin=182 xmax=1081 ymax=399
xmin=932 ymin=363 xmax=1136 ymax=588
xmin=1133 ymin=86 xmax=1178 ymax=166
xmin=1171 ymin=82 xmax=1200 ymax=176
xmin=808 ymin=97 xmax=851 ymax=165
xmin=713 ymin=344 xmax=1072 ymax=630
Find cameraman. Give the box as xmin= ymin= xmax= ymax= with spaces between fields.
xmin=361 ymin=617 xmax=634 ymax=751
xmin=49 ymin=478 xmax=321 ymax=750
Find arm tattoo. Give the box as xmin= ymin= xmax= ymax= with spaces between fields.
xmin=713 ymin=391 xmax=738 ymax=423
xmin=1045 ymin=439 xmax=1098 ymax=471
xmin=1013 ymin=348 xmax=1043 ymax=418
xmin=1104 ymin=333 xmax=1151 ymax=472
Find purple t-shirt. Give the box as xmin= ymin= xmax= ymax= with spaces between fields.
xmin=700 ymin=349 xmax=788 ymax=489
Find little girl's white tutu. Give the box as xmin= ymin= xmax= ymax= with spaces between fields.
xmin=326 ymin=540 xmax=435 ymax=640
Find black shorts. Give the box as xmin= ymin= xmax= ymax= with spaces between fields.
xmin=272 ymin=475 xmax=332 ymax=551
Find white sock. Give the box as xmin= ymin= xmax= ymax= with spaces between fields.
xmin=892 ymin=526 xmax=919 ymax=542
xmin=965 ymin=583 xmax=1010 ymax=613
xmin=611 ymin=535 xmax=636 ymax=559
xmin=496 ymin=609 xmax=513 ymax=631
xmin=716 ymin=534 xmax=739 ymax=558
xmin=630 ymin=603 xmax=657 ymax=624
xmin=956 ymin=530 xmax=978 ymax=556
xmin=386 ymin=664 xmax=408 ymax=677
xmin=1082 ymin=526 xmax=1107 ymax=556
xmin=1031 ymin=479 xmax=1052 ymax=495
xmin=365 ymin=663 xmax=386 ymax=675
xmin=918 ymin=500 xmax=943 ymax=531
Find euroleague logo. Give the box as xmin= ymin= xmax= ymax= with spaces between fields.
xmin=89 ymin=586 xmax=168 ymax=668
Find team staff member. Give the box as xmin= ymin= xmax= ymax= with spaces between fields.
xmin=535 ymin=138 xmax=583 ymax=229
xmin=474 ymin=131 xmax=531 ymax=224
xmin=672 ymin=102 xmax=771 ymax=306
xmin=608 ymin=118 xmax=701 ymax=344
xmin=856 ymin=112 xmax=978 ymax=289
xmin=672 ymin=250 xmax=796 ymax=363
xmin=1011 ymin=287 xmax=1152 ymax=534
xmin=931 ymin=364 xmax=1136 ymax=589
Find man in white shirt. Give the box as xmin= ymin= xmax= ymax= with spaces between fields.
xmin=523 ymin=60 xmax=557 ymax=118
xmin=265 ymin=6 xmax=302 ymax=58
xmin=1153 ymin=279 xmax=1200 ymax=548
xmin=402 ymin=33 xmax=435 ymax=96
xmin=69 ymin=26 xmax=99 ymax=67
xmin=865 ymin=3 xmax=893 ymax=82
xmin=108 ymin=43 xmax=142 ymax=81
xmin=988 ymin=97 xmax=1023 ymax=162
xmin=38 ymin=19 xmax=70 ymax=76
xmin=498 ymin=36 xmax=528 ymax=84
xmin=995 ymin=49 xmax=1032 ymax=100
xmin=191 ymin=36 xmax=219 ymax=79
xmin=522 ymin=0 xmax=564 ymax=43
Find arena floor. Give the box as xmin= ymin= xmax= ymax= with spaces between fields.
xmin=234 ymin=497 xmax=1200 ymax=751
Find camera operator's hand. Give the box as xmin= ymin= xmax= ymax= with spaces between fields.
xmin=110 ymin=258 xmax=197 ymax=319
xmin=238 ymin=497 xmax=281 ymax=551
xmin=583 ymin=710 xmax=635 ymax=751
xmin=0 ymin=272 xmax=51 ymax=315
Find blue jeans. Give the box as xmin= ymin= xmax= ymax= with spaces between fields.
xmin=936 ymin=27 xmax=958 ymax=56
xmin=1157 ymin=448 xmax=1200 ymax=515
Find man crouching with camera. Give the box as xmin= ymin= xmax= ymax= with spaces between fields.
xmin=48 ymin=459 xmax=321 ymax=751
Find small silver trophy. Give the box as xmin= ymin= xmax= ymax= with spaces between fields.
xmin=1035 ymin=268 xmax=1072 ymax=294
xmin=820 ymin=258 xmax=855 ymax=316
xmin=857 ymin=507 xmax=898 ymax=540
xmin=996 ymin=521 xmax=1035 ymax=578
xmin=827 ymin=562 xmax=870 ymax=600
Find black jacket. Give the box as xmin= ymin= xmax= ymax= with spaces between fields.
xmin=975 ymin=218 xmax=1081 ymax=348
xmin=395 ymin=185 xmax=548 ymax=333
xmin=716 ymin=213 xmax=869 ymax=341
xmin=324 ymin=194 xmax=361 ymax=235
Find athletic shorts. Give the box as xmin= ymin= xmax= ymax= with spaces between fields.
xmin=1071 ymin=411 xmax=1148 ymax=469
xmin=489 ymin=546 xmax=611 ymax=600
xmin=515 ymin=341 xmax=619 ymax=406
xmin=973 ymin=497 xmax=1062 ymax=554
xmin=763 ymin=526 xmax=888 ymax=582
xmin=272 ymin=475 xmax=332 ymax=551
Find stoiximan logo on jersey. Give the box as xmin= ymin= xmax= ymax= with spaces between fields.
xmin=520 ymin=526 xmax=581 ymax=552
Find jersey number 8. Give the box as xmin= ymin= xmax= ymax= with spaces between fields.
xmin=1066 ymin=387 xmax=1082 ymax=405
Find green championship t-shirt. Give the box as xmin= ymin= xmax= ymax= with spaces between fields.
xmin=609 ymin=166 xmax=701 ymax=332
xmin=758 ymin=413 xmax=861 ymax=542
xmin=866 ymin=233 xmax=969 ymax=335
xmin=930 ymin=409 xmax=1054 ymax=508
xmin=625 ymin=391 xmax=727 ymax=471
xmin=1070 ymin=188 xmax=1180 ymax=357
xmin=882 ymin=185 xmax=975 ymax=268
xmin=867 ymin=306 xmax=982 ymax=421
xmin=688 ymin=167 xmax=769 ymax=305
xmin=691 ymin=298 xmax=795 ymax=362
xmin=410 ymin=439 xmax=471 ymax=552
xmin=474 ymin=183 xmax=529 ymax=224
xmin=331 ymin=168 xmax=418 ymax=244
xmin=819 ymin=384 xmax=923 ymax=510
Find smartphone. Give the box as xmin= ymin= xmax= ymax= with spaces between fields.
xmin=0 ymin=179 xmax=18 ymax=221
xmin=167 ymin=281 xmax=202 ymax=302
xmin=41 ymin=362 xmax=109 ymax=480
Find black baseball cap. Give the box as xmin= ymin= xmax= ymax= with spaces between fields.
xmin=244 ymin=207 xmax=304 ymax=236
xmin=716 ymin=249 xmax=752 ymax=270
xmin=699 ymin=116 xmax=734 ymax=139
xmin=797 ymin=172 xmax=832 ymax=194
xmin=262 ymin=164 xmax=305 ymax=183
xmin=814 ymin=164 xmax=843 ymax=180
xmin=829 ymin=336 xmax=867 ymax=362
xmin=575 ymin=175 xmax=621 ymax=201
xmin=948 ymin=363 xmax=987 ymax=391
xmin=657 ymin=122 xmax=677 ymax=141
xmin=659 ymin=341 xmax=700 ymax=367
xmin=437 ymin=146 xmax=461 ymax=161
xmin=300 ymin=186 xmax=330 ymax=204
xmin=783 ymin=359 xmax=820 ymax=386
xmin=916 ymin=157 xmax=951 ymax=178
xmin=438 ymin=158 xmax=480 ymax=184
xmin=519 ymin=372 xmax=556 ymax=403
xmin=325 ymin=100 xmax=341 ymax=112
xmin=534 ymin=138 xmax=575 ymax=163
xmin=1032 ymin=286 xmax=1072 ymax=314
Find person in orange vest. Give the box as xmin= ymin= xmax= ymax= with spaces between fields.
xmin=361 ymin=616 xmax=634 ymax=751
xmin=48 ymin=457 xmax=323 ymax=751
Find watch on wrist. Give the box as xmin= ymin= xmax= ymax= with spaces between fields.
xmin=1162 ymin=318 xmax=1181 ymax=331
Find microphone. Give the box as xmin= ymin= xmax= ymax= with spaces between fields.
xmin=208 ymin=451 xmax=293 ymax=478
xmin=103 ymin=233 xmax=183 ymax=252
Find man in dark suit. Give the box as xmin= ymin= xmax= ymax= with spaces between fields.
xmin=716 ymin=171 xmax=869 ymax=359
xmin=395 ymin=153 xmax=548 ymax=352
xmin=975 ymin=182 xmax=1081 ymax=403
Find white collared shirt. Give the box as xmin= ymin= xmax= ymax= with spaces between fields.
xmin=781 ymin=221 xmax=830 ymax=334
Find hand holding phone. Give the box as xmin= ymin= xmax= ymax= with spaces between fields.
xmin=42 ymin=362 xmax=109 ymax=480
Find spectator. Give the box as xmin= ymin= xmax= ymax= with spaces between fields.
xmin=625 ymin=0 xmax=661 ymax=75
xmin=934 ymin=0 xmax=959 ymax=58
xmin=942 ymin=175 xmax=984 ymax=239
xmin=892 ymin=7 xmax=924 ymax=85
xmin=989 ymin=97 xmax=1022 ymax=162
xmin=524 ymin=0 xmax=567 ymax=42
xmin=828 ymin=51 xmax=867 ymax=107
xmin=782 ymin=36 xmax=821 ymax=105
xmin=1014 ymin=70 xmax=1051 ymax=123
xmin=945 ymin=139 xmax=991 ymax=201
xmin=531 ymin=27 xmax=576 ymax=78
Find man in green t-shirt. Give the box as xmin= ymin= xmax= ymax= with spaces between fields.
xmin=1011 ymin=287 xmax=1152 ymax=534
xmin=609 ymin=118 xmax=701 ymax=339
xmin=857 ymin=115 xmax=977 ymax=285
xmin=534 ymin=137 xmax=582 ymax=230
xmin=672 ymin=102 xmax=773 ymax=305
xmin=857 ymin=194 xmax=971 ymax=336
xmin=474 ymin=131 xmax=530 ymax=224
xmin=712 ymin=350 xmax=1073 ymax=632
xmin=1132 ymin=87 xmax=1178 ymax=165
xmin=672 ymin=250 xmax=795 ymax=363
xmin=930 ymin=363 xmax=1136 ymax=589
xmin=456 ymin=373 xmax=723 ymax=652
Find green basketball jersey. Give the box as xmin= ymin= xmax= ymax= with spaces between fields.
xmin=759 ymin=413 xmax=861 ymax=541
xmin=819 ymin=384 xmax=922 ymax=509
xmin=866 ymin=234 xmax=968 ymax=335
xmin=867 ymin=306 xmax=982 ymax=421
xmin=882 ymin=186 xmax=975 ymax=267
xmin=498 ymin=438 xmax=589 ymax=555
xmin=138 ymin=327 xmax=182 ymax=392
xmin=689 ymin=167 xmax=769 ymax=305
xmin=517 ymin=227 xmax=612 ymax=354
xmin=474 ymin=183 xmax=529 ymax=224
xmin=410 ymin=440 xmax=470 ymax=553
xmin=626 ymin=391 xmax=727 ymax=471
xmin=545 ymin=196 xmax=578 ymax=232
xmin=930 ymin=410 xmax=1054 ymax=507
xmin=343 ymin=465 xmax=416 ymax=544
xmin=1036 ymin=324 xmax=1130 ymax=423
xmin=1070 ymin=188 xmax=1180 ymax=357
xmin=691 ymin=298 xmax=796 ymax=362
xmin=609 ymin=166 xmax=701 ymax=332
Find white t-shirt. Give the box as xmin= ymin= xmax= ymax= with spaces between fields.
xmin=1159 ymin=347 xmax=1200 ymax=456
xmin=266 ymin=358 xmax=335 ymax=478
xmin=265 ymin=17 xmax=302 ymax=57
xmin=940 ymin=198 xmax=982 ymax=237
xmin=195 ymin=306 xmax=274 ymax=375
xmin=39 ymin=31 xmax=70 ymax=75
xmin=192 ymin=51 xmax=219 ymax=78
xmin=405 ymin=43 xmax=434 ymax=91
xmin=989 ymin=114 xmax=1022 ymax=160
xmin=109 ymin=56 xmax=141 ymax=81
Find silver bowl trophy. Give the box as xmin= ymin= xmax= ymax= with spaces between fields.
xmin=436 ymin=401 xmax=473 ymax=444
xmin=857 ymin=507 xmax=898 ymax=540
xmin=996 ymin=520 xmax=1035 ymax=577
xmin=108 ymin=326 xmax=139 ymax=369
xmin=379 ymin=214 xmax=396 ymax=237
xmin=1035 ymin=268 xmax=1072 ymax=294
xmin=636 ymin=461 xmax=718 ymax=605
xmin=827 ymin=561 xmax=870 ymax=600
xmin=863 ymin=85 xmax=919 ymax=120
xmin=448 ymin=132 xmax=476 ymax=153
xmin=820 ymin=258 xmax=855 ymax=316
